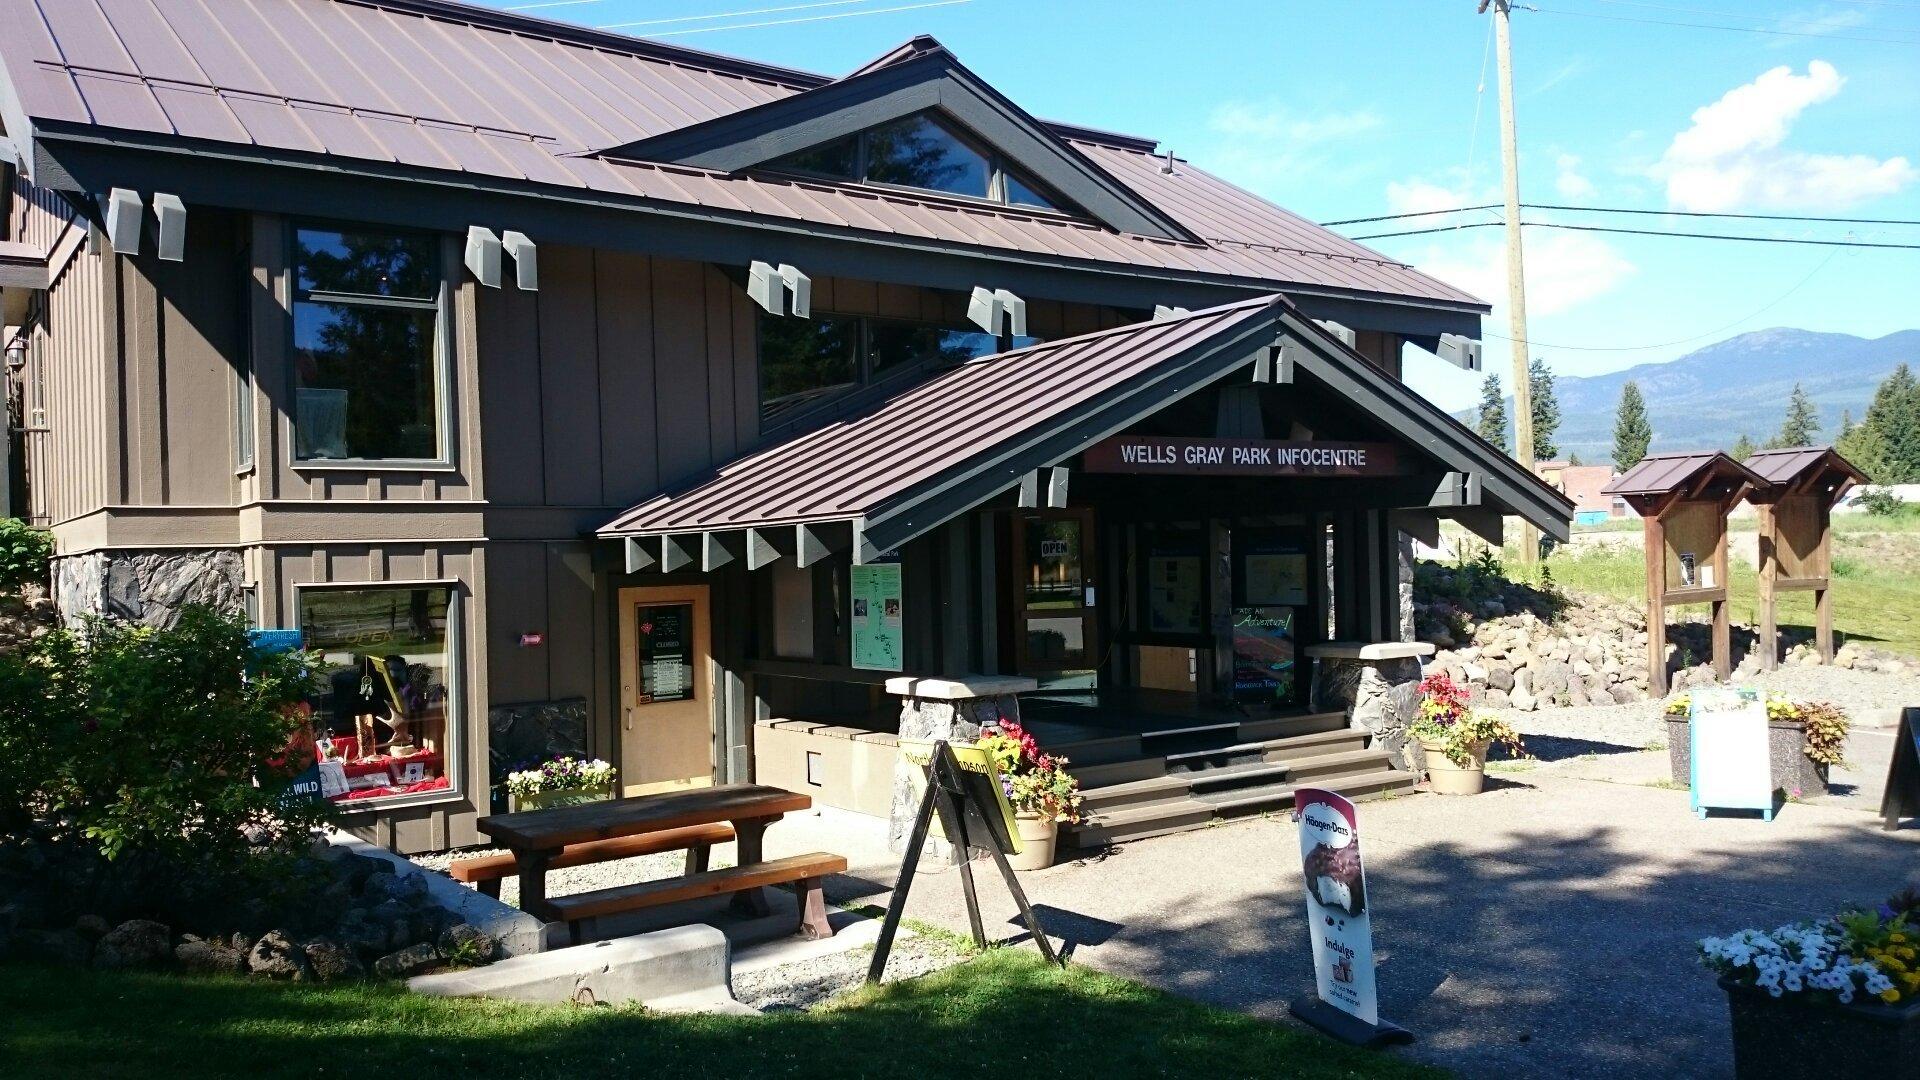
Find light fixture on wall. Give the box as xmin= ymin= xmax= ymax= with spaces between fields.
xmin=4 ymin=335 xmax=25 ymax=371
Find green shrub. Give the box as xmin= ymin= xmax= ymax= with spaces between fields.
xmin=0 ymin=517 xmax=52 ymax=591
xmin=1857 ymin=489 xmax=1911 ymax=518
xmin=0 ymin=606 xmax=333 ymax=871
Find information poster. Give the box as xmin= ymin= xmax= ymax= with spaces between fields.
xmin=1146 ymin=534 xmax=1203 ymax=634
xmin=1690 ymin=687 xmax=1773 ymax=816
xmin=1233 ymin=607 xmax=1297 ymax=703
xmin=1296 ymin=787 xmax=1379 ymax=1026
xmin=1242 ymin=536 xmax=1309 ymax=607
xmin=637 ymin=604 xmax=694 ymax=703
xmin=851 ymin=562 xmax=904 ymax=671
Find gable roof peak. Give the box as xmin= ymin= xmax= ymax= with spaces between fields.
xmin=844 ymin=35 xmax=955 ymax=79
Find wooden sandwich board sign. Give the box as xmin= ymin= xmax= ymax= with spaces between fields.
xmin=867 ymin=739 xmax=1057 ymax=983
xmin=1690 ymin=687 xmax=1777 ymax=820
xmin=1287 ymin=787 xmax=1413 ymax=1048
xmin=1882 ymin=708 xmax=1920 ymax=832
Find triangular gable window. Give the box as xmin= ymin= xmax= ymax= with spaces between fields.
xmin=768 ymin=111 xmax=1064 ymax=213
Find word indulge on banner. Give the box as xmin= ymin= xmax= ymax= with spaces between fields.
xmin=1296 ymin=787 xmax=1380 ymax=1026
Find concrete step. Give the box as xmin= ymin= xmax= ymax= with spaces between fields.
xmin=1164 ymin=727 xmax=1366 ymax=774
xmin=1239 ymin=711 xmax=1348 ymax=742
xmin=1070 ymin=754 xmax=1169 ymax=790
xmin=1274 ymin=747 xmax=1403 ymax=785
xmin=1065 ymin=796 xmax=1216 ymax=847
xmin=1196 ymin=768 xmax=1418 ymax=815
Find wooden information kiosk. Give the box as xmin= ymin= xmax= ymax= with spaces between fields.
xmin=1744 ymin=447 xmax=1867 ymax=669
xmin=1602 ymin=453 xmax=1765 ymax=697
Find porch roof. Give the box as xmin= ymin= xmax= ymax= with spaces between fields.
xmin=598 ymin=297 xmax=1575 ymax=566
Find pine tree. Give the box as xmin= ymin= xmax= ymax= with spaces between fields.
xmin=1476 ymin=372 xmax=1509 ymax=453
xmin=1842 ymin=365 xmax=1920 ymax=482
xmin=1568 ymin=451 xmax=1583 ymax=467
xmin=1730 ymin=433 xmax=1757 ymax=462
xmin=1613 ymin=380 xmax=1651 ymax=469
xmin=1773 ymin=383 xmax=1820 ymax=448
xmin=1529 ymin=356 xmax=1561 ymax=462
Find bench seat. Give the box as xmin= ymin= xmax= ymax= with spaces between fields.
xmin=448 ymin=823 xmax=736 ymax=897
xmin=545 ymin=852 xmax=848 ymax=943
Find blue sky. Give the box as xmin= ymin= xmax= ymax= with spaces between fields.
xmin=479 ymin=0 xmax=1920 ymax=412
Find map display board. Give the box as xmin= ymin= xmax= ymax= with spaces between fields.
xmin=851 ymin=562 xmax=904 ymax=671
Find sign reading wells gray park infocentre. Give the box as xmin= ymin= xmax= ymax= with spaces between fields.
xmin=1295 ymin=787 xmax=1379 ymax=1027
xmin=1081 ymin=437 xmax=1403 ymax=477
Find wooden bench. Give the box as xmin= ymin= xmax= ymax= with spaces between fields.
xmin=449 ymin=822 xmax=737 ymax=899
xmin=544 ymin=852 xmax=849 ymax=945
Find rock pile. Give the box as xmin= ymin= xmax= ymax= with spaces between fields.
xmin=0 ymin=840 xmax=498 ymax=981
xmin=0 ymin=583 xmax=58 ymax=653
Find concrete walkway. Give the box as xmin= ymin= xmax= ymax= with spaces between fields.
xmin=765 ymin=773 xmax=1920 ymax=1079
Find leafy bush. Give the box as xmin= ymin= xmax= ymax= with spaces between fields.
xmin=1857 ymin=489 xmax=1912 ymax=518
xmin=0 ymin=517 xmax=52 ymax=591
xmin=0 ymin=606 xmax=333 ymax=876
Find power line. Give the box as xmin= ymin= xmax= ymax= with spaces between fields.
xmin=640 ymin=0 xmax=970 ymax=35
xmin=1325 ymin=204 xmax=1920 ymax=227
xmin=1347 ymin=219 xmax=1920 ymax=248
xmin=1532 ymin=5 xmax=1920 ymax=43
xmin=1478 ymin=249 xmax=1846 ymax=353
xmin=599 ymin=0 xmax=891 ymax=30
xmin=1570 ymin=0 xmax=1920 ymax=38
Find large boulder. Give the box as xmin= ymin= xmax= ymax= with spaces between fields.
xmin=92 ymin=919 xmax=172 ymax=970
xmin=436 ymin=923 xmax=499 ymax=966
xmin=247 ymin=930 xmax=310 ymax=980
xmin=303 ymin=938 xmax=365 ymax=982
xmin=372 ymin=942 xmax=440 ymax=979
xmin=16 ymin=928 xmax=90 ymax=967
xmin=175 ymin=933 xmax=245 ymax=974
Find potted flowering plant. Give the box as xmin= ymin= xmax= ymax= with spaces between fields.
xmin=1700 ymin=889 xmax=1920 ymax=1078
xmin=505 ymin=756 xmax=617 ymax=812
xmin=1408 ymin=672 xmax=1526 ymax=795
xmin=1664 ymin=693 xmax=1847 ymax=797
xmin=978 ymin=720 xmax=1083 ymax=871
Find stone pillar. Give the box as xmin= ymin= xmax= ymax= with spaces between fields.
xmin=884 ymin=674 xmax=1036 ymax=858
xmin=1397 ymin=531 xmax=1416 ymax=643
xmin=1306 ymin=642 xmax=1435 ymax=773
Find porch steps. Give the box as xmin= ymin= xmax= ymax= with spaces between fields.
xmin=1057 ymin=715 xmax=1417 ymax=849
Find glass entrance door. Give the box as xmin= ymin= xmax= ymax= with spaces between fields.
xmin=1012 ymin=509 xmax=1098 ymax=688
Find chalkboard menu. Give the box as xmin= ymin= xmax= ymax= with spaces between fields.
xmin=1882 ymin=707 xmax=1920 ymax=831
xmin=637 ymin=604 xmax=694 ymax=704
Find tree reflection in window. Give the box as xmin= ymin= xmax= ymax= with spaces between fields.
xmin=766 ymin=111 xmax=1068 ymax=213
xmin=760 ymin=310 xmax=1042 ymax=426
xmin=292 ymin=228 xmax=443 ymax=461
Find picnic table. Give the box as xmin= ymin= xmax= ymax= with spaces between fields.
xmin=473 ymin=784 xmax=846 ymax=945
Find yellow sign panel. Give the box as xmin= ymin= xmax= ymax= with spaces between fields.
xmin=898 ymin=739 xmax=1023 ymax=855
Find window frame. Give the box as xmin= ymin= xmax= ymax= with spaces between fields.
xmin=285 ymin=221 xmax=455 ymax=471
xmin=764 ymin=112 xmax=1075 ymax=217
xmin=757 ymin=308 xmax=1038 ymax=433
xmin=290 ymin=578 xmax=466 ymax=815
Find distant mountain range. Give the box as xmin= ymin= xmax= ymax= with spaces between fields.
xmin=1454 ymin=328 xmax=1920 ymax=465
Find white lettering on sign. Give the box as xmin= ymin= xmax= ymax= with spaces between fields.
xmin=1104 ymin=440 xmax=1373 ymax=471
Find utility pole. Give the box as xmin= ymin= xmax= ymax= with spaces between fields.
xmin=1483 ymin=0 xmax=1537 ymax=565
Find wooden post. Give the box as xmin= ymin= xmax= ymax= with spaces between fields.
xmin=1755 ymin=501 xmax=1780 ymax=671
xmin=1815 ymin=498 xmax=1835 ymax=663
xmin=1644 ymin=506 xmax=1668 ymax=698
xmin=1711 ymin=497 xmax=1732 ymax=681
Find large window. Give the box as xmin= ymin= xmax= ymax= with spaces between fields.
xmin=292 ymin=227 xmax=444 ymax=462
xmin=767 ymin=112 xmax=1065 ymax=212
xmin=760 ymin=311 xmax=1035 ymax=425
xmin=300 ymin=585 xmax=457 ymax=807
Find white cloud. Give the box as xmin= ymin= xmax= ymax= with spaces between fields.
xmin=1206 ymin=102 xmax=1383 ymax=143
xmin=1385 ymin=178 xmax=1478 ymax=216
xmin=1554 ymin=154 xmax=1596 ymax=199
xmin=1654 ymin=61 xmax=1915 ymax=211
xmin=1406 ymin=230 xmax=1636 ymax=318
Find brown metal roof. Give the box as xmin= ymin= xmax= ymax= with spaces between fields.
xmin=0 ymin=0 xmax=1482 ymax=311
xmin=1743 ymin=446 xmax=1869 ymax=487
xmin=601 ymin=296 xmax=1285 ymax=541
xmin=1602 ymin=451 xmax=1767 ymax=498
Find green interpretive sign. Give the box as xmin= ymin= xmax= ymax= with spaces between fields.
xmin=851 ymin=562 xmax=903 ymax=671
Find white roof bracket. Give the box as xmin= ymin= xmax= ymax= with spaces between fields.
xmin=464 ymin=226 xmax=502 ymax=288
xmin=152 ymin=193 xmax=186 ymax=263
xmin=777 ymin=264 xmax=810 ymax=318
xmin=103 ymin=188 xmax=142 ymax=255
xmin=502 ymin=230 xmax=538 ymax=291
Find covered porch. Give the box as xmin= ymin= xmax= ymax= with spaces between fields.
xmin=592 ymin=296 xmax=1572 ymax=840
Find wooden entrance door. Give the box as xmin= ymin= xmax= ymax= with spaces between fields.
xmin=1010 ymin=509 xmax=1099 ymax=687
xmin=617 ymin=584 xmax=714 ymax=797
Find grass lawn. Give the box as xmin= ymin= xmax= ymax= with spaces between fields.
xmin=0 ymin=950 xmax=1443 ymax=1080
xmin=1518 ymin=541 xmax=1920 ymax=658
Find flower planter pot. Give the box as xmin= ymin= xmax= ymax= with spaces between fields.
xmin=1007 ymin=812 xmax=1058 ymax=871
xmin=1420 ymin=738 xmax=1489 ymax=796
xmin=1720 ymin=975 xmax=1920 ymax=1080
xmin=508 ymin=785 xmax=612 ymax=814
xmin=1666 ymin=718 xmax=1829 ymax=797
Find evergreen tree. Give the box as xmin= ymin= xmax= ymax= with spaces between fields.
xmin=1838 ymin=410 xmax=1855 ymax=441
xmin=1529 ymin=356 xmax=1561 ymax=462
xmin=1568 ymin=451 xmax=1583 ymax=467
xmin=1730 ymin=433 xmax=1757 ymax=462
xmin=1773 ymin=383 xmax=1820 ymax=448
xmin=1613 ymin=380 xmax=1652 ymax=469
xmin=1476 ymin=372 xmax=1509 ymax=452
xmin=1859 ymin=364 xmax=1920 ymax=482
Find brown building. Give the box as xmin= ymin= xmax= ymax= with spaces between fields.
xmin=0 ymin=0 xmax=1570 ymax=851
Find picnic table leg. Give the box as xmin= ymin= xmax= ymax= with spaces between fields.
xmin=728 ymin=818 xmax=774 ymax=917
xmin=685 ymin=844 xmax=712 ymax=875
xmin=796 ymin=877 xmax=832 ymax=940
xmin=477 ymin=879 xmax=502 ymax=900
xmin=516 ymin=847 xmax=553 ymax=919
